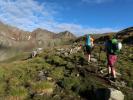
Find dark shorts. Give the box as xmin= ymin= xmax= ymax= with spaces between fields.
xmin=86 ymin=45 xmax=92 ymax=54
xmin=107 ymin=54 xmax=117 ymax=67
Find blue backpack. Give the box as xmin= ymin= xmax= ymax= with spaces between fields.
xmin=86 ymin=35 xmax=91 ymax=46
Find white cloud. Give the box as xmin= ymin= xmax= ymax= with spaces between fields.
xmin=0 ymin=0 xmax=118 ymax=36
xmin=0 ymin=0 xmax=56 ymax=31
xmin=81 ymin=0 xmax=113 ymax=4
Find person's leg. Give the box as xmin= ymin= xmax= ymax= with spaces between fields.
xmin=85 ymin=45 xmax=91 ymax=63
xmin=88 ymin=54 xmax=91 ymax=62
xmin=107 ymin=65 xmax=111 ymax=74
xmin=111 ymin=67 xmax=116 ymax=78
xmin=88 ymin=46 xmax=92 ymax=62
xmin=110 ymin=55 xmax=117 ymax=81
xmin=107 ymin=54 xmax=111 ymax=75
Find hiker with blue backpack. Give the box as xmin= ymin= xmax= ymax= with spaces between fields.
xmin=85 ymin=34 xmax=94 ymax=63
xmin=105 ymin=35 xmax=122 ymax=81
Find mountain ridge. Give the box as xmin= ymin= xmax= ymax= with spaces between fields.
xmin=0 ymin=21 xmax=76 ymax=61
xmin=0 ymin=21 xmax=76 ymax=49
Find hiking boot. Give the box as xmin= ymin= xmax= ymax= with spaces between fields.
xmin=88 ymin=61 xmax=91 ymax=64
xmin=110 ymin=77 xmax=116 ymax=82
xmin=104 ymin=73 xmax=111 ymax=78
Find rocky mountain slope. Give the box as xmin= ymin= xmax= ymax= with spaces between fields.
xmin=31 ymin=29 xmax=76 ymax=48
xmin=0 ymin=43 xmax=132 ymax=100
xmin=0 ymin=21 xmax=30 ymax=47
xmin=0 ymin=22 xmax=76 ymax=49
xmin=116 ymin=27 xmax=133 ymax=44
xmin=74 ymin=27 xmax=133 ymax=45
xmin=56 ymin=31 xmax=76 ymax=39
xmin=74 ymin=32 xmax=116 ymax=44
xmin=94 ymin=27 xmax=133 ymax=44
xmin=0 ymin=21 xmax=76 ymax=61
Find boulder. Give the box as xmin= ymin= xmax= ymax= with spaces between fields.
xmin=91 ymin=58 xmax=98 ymax=63
xmin=31 ymin=51 xmax=37 ymax=58
xmin=64 ymin=52 xmax=69 ymax=56
xmin=38 ymin=71 xmax=46 ymax=80
xmin=47 ymin=77 xmax=53 ymax=81
xmin=109 ymin=88 xmax=124 ymax=100
xmin=36 ymin=48 xmax=43 ymax=53
xmin=94 ymin=88 xmax=124 ymax=100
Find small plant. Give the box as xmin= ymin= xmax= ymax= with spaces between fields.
xmin=8 ymin=86 xmax=28 ymax=100
xmin=46 ymin=55 xmax=66 ymax=66
xmin=0 ymin=82 xmax=6 ymax=96
xmin=32 ymin=81 xmax=55 ymax=95
xmin=60 ymin=76 xmax=80 ymax=90
xmin=50 ymin=67 xmax=64 ymax=80
xmin=29 ymin=57 xmax=45 ymax=64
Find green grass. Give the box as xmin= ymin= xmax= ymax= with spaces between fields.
xmin=50 ymin=67 xmax=64 ymax=80
xmin=0 ymin=44 xmax=132 ymax=99
xmin=9 ymin=86 xmax=28 ymax=97
xmin=32 ymin=81 xmax=55 ymax=96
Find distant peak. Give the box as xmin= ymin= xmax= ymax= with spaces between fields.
xmin=33 ymin=28 xmax=51 ymax=33
xmin=34 ymin=28 xmax=44 ymax=31
xmin=64 ymin=30 xmax=71 ymax=33
xmin=57 ymin=31 xmax=76 ymax=39
xmin=59 ymin=31 xmax=73 ymax=35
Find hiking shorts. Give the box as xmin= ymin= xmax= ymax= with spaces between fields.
xmin=85 ymin=45 xmax=92 ymax=54
xmin=107 ymin=54 xmax=117 ymax=67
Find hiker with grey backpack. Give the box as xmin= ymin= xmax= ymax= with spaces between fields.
xmin=105 ymin=35 xmax=122 ymax=82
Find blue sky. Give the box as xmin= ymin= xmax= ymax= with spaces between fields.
xmin=0 ymin=0 xmax=133 ymax=36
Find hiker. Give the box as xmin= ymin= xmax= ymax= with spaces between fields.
xmin=85 ymin=34 xmax=94 ymax=63
xmin=105 ymin=35 xmax=122 ymax=81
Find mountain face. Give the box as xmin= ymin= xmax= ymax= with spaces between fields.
xmin=116 ymin=27 xmax=133 ymax=38
xmin=74 ymin=32 xmax=116 ymax=44
xmin=0 ymin=21 xmax=76 ymax=61
xmin=0 ymin=22 xmax=34 ymax=61
xmin=56 ymin=31 xmax=76 ymax=39
xmin=32 ymin=28 xmax=55 ymax=39
xmin=92 ymin=27 xmax=133 ymax=44
xmin=0 ymin=22 xmax=76 ymax=49
xmin=0 ymin=22 xmax=32 ymax=48
xmin=74 ymin=27 xmax=133 ymax=45
xmin=116 ymin=27 xmax=133 ymax=44
xmin=31 ymin=28 xmax=55 ymax=48
xmin=31 ymin=29 xmax=76 ymax=48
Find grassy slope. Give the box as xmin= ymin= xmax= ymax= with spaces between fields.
xmin=0 ymin=45 xmax=132 ymax=100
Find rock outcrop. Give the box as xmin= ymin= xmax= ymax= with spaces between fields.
xmin=94 ymin=88 xmax=124 ymax=100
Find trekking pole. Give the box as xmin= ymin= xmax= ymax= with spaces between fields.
xmin=99 ymin=45 xmax=102 ymax=62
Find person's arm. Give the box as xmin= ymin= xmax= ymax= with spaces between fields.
xmin=90 ymin=37 xmax=94 ymax=47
